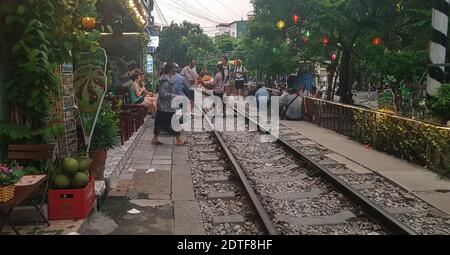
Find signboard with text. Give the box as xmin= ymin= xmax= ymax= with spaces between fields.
xmin=73 ymin=48 xmax=108 ymax=151
xmin=146 ymin=54 xmax=153 ymax=74
xmin=377 ymin=89 xmax=397 ymax=115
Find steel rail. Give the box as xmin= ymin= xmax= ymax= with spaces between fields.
xmin=195 ymin=97 xmax=279 ymax=235
xmin=199 ymin=90 xmax=417 ymax=235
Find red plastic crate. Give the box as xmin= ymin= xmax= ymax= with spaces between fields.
xmin=47 ymin=176 xmax=96 ymax=220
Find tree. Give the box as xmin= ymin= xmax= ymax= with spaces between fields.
xmin=247 ymin=0 xmax=431 ymax=103
xmin=156 ymin=21 xmax=210 ymax=66
xmin=214 ymin=35 xmax=236 ymax=54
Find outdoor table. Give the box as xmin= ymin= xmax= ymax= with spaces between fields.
xmin=0 ymin=175 xmax=47 ymax=235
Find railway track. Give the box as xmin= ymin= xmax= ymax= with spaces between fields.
xmin=186 ymin=90 xmax=450 ymax=235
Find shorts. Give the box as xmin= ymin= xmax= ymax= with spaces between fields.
xmin=235 ymin=80 xmax=245 ymax=89
xmin=185 ymin=89 xmax=195 ymax=100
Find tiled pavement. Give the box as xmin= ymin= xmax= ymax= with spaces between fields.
xmin=81 ymin=120 xmax=205 ymax=235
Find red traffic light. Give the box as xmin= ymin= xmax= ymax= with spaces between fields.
xmin=322 ymin=36 xmax=329 ymax=46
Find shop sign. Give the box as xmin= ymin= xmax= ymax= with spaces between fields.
xmin=377 ymin=89 xmax=397 ymax=115
xmin=146 ymin=54 xmax=153 ymax=74
xmin=73 ymin=48 xmax=108 ymax=151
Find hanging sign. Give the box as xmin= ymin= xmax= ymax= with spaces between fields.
xmin=377 ymin=89 xmax=397 ymax=115
xmin=73 ymin=48 xmax=108 ymax=152
xmin=146 ymin=54 xmax=154 ymax=74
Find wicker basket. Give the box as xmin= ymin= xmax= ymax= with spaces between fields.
xmin=0 ymin=185 xmax=15 ymax=203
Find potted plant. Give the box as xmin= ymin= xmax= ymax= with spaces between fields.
xmin=88 ymin=103 xmax=120 ymax=180
xmin=0 ymin=164 xmax=24 ymax=203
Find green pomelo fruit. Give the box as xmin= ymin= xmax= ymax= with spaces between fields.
xmin=62 ymin=158 xmax=79 ymax=175
xmin=53 ymin=174 xmax=71 ymax=189
xmin=72 ymin=172 xmax=89 ymax=188
xmin=78 ymin=158 xmax=93 ymax=172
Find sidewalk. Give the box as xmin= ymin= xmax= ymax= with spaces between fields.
xmin=281 ymin=120 xmax=450 ymax=215
xmin=80 ymin=120 xmax=205 ymax=235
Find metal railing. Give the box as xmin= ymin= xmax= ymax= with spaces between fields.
xmin=303 ymin=97 xmax=450 ymax=174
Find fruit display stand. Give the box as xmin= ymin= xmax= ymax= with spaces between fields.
xmin=47 ymin=156 xmax=96 ymax=220
xmin=0 ymin=175 xmax=48 ymax=235
xmin=47 ymin=176 xmax=95 ymax=220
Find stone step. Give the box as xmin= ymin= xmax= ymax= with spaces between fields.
xmin=203 ymin=166 xmax=226 ymax=172
xmin=352 ymin=183 xmax=376 ymax=190
xmin=212 ymin=215 xmax=245 ymax=225
xmin=205 ymin=176 xmax=230 ymax=184
xmin=252 ymin=175 xmax=307 ymax=184
xmin=255 ymin=164 xmax=299 ymax=174
xmin=266 ymin=189 xmax=324 ymax=200
xmin=196 ymin=141 xmax=214 ymax=146
xmin=198 ymin=148 xmax=216 ymax=153
xmin=208 ymin=192 xmax=236 ymax=201
xmin=275 ymin=210 xmax=356 ymax=226
xmin=199 ymin=156 xmax=221 ymax=162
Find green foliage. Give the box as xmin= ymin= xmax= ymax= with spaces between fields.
xmin=248 ymin=0 xmax=432 ymax=102
xmin=0 ymin=0 xmax=100 ymax=158
xmin=0 ymin=164 xmax=24 ymax=186
xmin=89 ymin=102 xmax=120 ymax=151
xmin=215 ymin=35 xmax=236 ymax=54
xmin=156 ymin=21 xmax=207 ymax=66
xmin=353 ymin=108 xmax=450 ymax=175
xmin=183 ymin=32 xmax=218 ymax=63
xmin=0 ymin=123 xmax=63 ymax=161
xmin=428 ymin=84 xmax=450 ymax=123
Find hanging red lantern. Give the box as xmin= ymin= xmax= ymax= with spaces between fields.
xmin=293 ymin=14 xmax=300 ymax=24
xmin=81 ymin=16 xmax=96 ymax=29
xmin=322 ymin=36 xmax=330 ymax=46
xmin=372 ymin=37 xmax=382 ymax=46
xmin=331 ymin=53 xmax=337 ymax=62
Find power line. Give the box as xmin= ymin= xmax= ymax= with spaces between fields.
xmin=214 ymin=0 xmax=242 ymax=19
xmin=154 ymin=0 xmax=169 ymax=26
xmin=192 ymin=0 xmax=228 ymax=23
xmin=159 ymin=0 xmax=220 ymax=24
xmin=171 ymin=0 xmax=221 ymax=23
xmin=158 ymin=1 xmax=218 ymax=25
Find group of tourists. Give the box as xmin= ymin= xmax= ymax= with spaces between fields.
xmin=138 ymin=56 xmax=247 ymax=146
xmin=127 ymin=57 xmax=327 ymax=145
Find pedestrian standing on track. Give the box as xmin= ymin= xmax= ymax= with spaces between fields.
xmin=233 ymin=60 xmax=246 ymax=97
xmin=283 ymin=89 xmax=303 ymax=121
xmin=279 ymin=87 xmax=289 ymax=116
xmin=221 ymin=56 xmax=232 ymax=97
xmin=204 ymin=64 xmax=227 ymax=113
xmin=152 ymin=62 xmax=186 ymax=146
xmin=171 ymin=71 xmax=190 ymax=97
xmin=180 ymin=59 xmax=200 ymax=114
xmin=255 ymin=84 xmax=269 ymax=111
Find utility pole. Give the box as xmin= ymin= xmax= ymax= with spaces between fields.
xmin=427 ymin=0 xmax=450 ymax=96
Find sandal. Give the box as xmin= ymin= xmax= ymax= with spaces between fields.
xmin=176 ymin=141 xmax=187 ymax=146
xmin=151 ymin=140 xmax=163 ymax=145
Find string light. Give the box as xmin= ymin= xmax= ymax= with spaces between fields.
xmin=122 ymin=0 xmax=149 ymax=28
xmin=331 ymin=53 xmax=337 ymax=62
xmin=372 ymin=37 xmax=382 ymax=46
xmin=322 ymin=36 xmax=329 ymax=46
xmin=293 ymin=15 xmax=300 ymax=24
xmin=277 ymin=20 xmax=286 ymax=30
